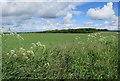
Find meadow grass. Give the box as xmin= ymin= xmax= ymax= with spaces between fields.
xmin=2 ymin=32 xmax=119 ymax=79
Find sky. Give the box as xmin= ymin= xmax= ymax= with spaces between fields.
xmin=0 ymin=1 xmax=119 ymax=32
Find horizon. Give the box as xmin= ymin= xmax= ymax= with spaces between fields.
xmin=2 ymin=27 xmax=119 ymax=33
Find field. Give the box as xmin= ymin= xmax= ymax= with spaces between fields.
xmin=2 ymin=32 xmax=119 ymax=79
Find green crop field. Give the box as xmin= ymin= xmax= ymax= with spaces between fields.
xmin=2 ymin=32 xmax=119 ymax=79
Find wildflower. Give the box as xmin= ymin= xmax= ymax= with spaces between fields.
xmin=23 ymin=56 xmax=28 ymax=60
xmin=6 ymin=53 xmax=9 ymax=55
xmin=91 ymin=36 xmax=95 ymax=38
xmin=36 ymin=41 xmax=42 ymax=46
xmin=30 ymin=50 xmax=34 ymax=54
xmin=27 ymin=50 xmax=31 ymax=54
xmin=32 ymin=43 xmax=36 ymax=47
xmin=42 ymin=45 xmax=46 ymax=53
xmin=10 ymin=32 xmax=14 ymax=36
xmin=27 ymin=50 xmax=34 ymax=56
xmin=21 ymin=37 xmax=24 ymax=40
xmin=50 ymin=53 xmax=53 ymax=56
xmin=25 ymin=56 xmax=28 ymax=59
xmin=13 ymin=54 xmax=17 ymax=57
xmin=19 ymin=47 xmax=25 ymax=52
xmin=83 ymin=47 xmax=85 ymax=49
xmin=10 ymin=50 xmax=15 ymax=54
xmin=75 ymin=36 xmax=78 ymax=40
xmin=30 ymin=47 xmax=33 ymax=49
xmin=41 ymin=44 xmax=46 ymax=47
xmin=17 ymin=34 xmax=24 ymax=40
xmin=31 ymin=51 xmax=34 ymax=56
xmin=45 ymin=62 xmax=50 ymax=66
xmin=95 ymin=40 xmax=97 ymax=42
xmin=75 ymin=37 xmax=78 ymax=40
xmin=23 ymin=53 xmax=26 ymax=56
xmin=20 ymin=47 xmax=23 ymax=50
xmin=88 ymin=34 xmax=91 ymax=37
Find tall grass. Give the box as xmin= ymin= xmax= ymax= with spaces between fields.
xmin=2 ymin=32 xmax=118 ymax=79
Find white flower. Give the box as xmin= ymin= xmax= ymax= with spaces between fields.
xmin=13 ymin=54 xmax=17 ymax=57
xmin=82 ymin=47 xmax=85 ymax=49
xmin=30 ymin=50 xmax=34 ymax=54
xmin=75 ymin=37 xmax=78 ymax=40
xmin=31 ymin=51 xmax=35 ymax=56
xmin=27 ymin=50 xmax=31 ymax=54
xmin=23 ymin=56 xmax=28 ymax=60
xmin=32 ymin=43 xmax=36 ymax=47
xmin=27 ymin=50 xmax=34 ymax=56
xmin=6 ymin=53 xmax=9 ymax=55
xmin=88 ymin=35 xmax=91 ymax=37
xmin=10 ymin=32 xmax=14 ymax=36
xmin=36 ymin=41 xmax=42 ymax=46
xmin=23 ymin=53 xmax=26 ymax=56
xmin=45 ymin=62 xmax=49 ymax=66
xmin=30 ymin=47 xmax=33 ymax=49
xmin=19 ymin=47 xmax=25 ymax=52
xmin=10 ymin=50 xmax=15 ymax=54
xmin=17 ymin=34 xmax=24 ymax=40
xmin=20 ymin=47 xmax=23 ymax=50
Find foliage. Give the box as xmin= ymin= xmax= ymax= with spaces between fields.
xmin=41 ymin=28 xmax=97 ymax=33
xmin=3 ymin=28 xmax=109 ymax=34
xmin=2 ymin=32 xmax=118 ymax=79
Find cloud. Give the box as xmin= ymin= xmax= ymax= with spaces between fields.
xmin=63 ymin=12 xmax=73 ymax=23
xmin=1 ymin=2 xmax=82 ymax=26
xmin=0 ymin=0 xmax=91 ymax=2
xmin=1 ymin=0 xmax=119 ymax=3
xmin=112 ymin=15 xmax=118 ymax=21
xmin=104 ymin=21 xmax=110 ymax=25
xmin=1 ymin=2 xmax=80 ymax=19
xmin=3 ymin=23 xmax=78 ymax=32
xmin=87 ymin=2 xmax=115 ymax=20
xmin=86 ymin=2 xmax=119 ymax=30
xmin=83 ymin=21 xmax=94 ymax=25
xmin=2 ymin=2 xmax=67 ymax=18
xmin=103 ymin=15 xmax=119 ymax=26
xmin=1 ymin=1 xmax=119 ymax=31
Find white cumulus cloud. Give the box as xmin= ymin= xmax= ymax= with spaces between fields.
xmin=1 ymin=2 xmax=82 ymax=25
xmin=87 ymin=2 xmax=115 ymax=20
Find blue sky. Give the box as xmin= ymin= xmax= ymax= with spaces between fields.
xmin=73 ymin=2 xmax=118 ymax=24
xmin=72 ymin=2 xmax=118 ymax=24
xmin=1 ymin=2 xmax=119 ymax=32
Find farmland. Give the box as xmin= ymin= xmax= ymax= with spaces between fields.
xmin=2 ymin=32 xmax=119 ymax=79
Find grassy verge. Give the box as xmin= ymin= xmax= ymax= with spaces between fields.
xmin=2 ymin=32 xmax=118 ymax=79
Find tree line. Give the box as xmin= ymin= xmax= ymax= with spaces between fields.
xmin=40 ymin=28 xmax=108 ymax=33
xmin=3 ymin=28 xmax=109 ymax=34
